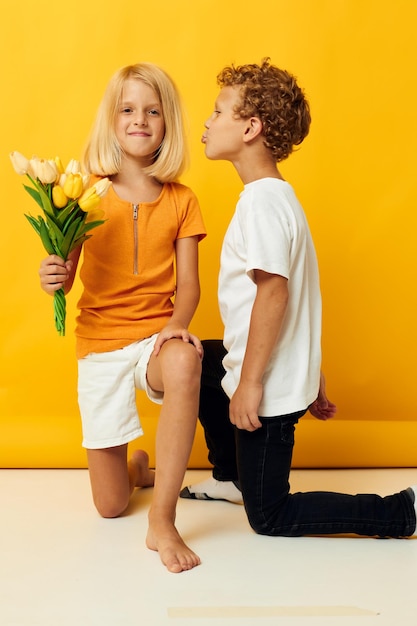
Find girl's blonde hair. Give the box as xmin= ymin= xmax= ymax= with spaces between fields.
xmin=82 ymin=63 xmax=188 ymax=182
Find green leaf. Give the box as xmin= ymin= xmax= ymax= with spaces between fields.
xmin=43 ymin=207 xmax=64 ymax=231
xmin=23 ymin=185 xmax=43 ymax=209
xmin=24 ymin=213 xmax=41 ymax=235
xmin=60 ymin=218 xmax=83 ymax=259
xmin=56 ymin=200 xmax=79 ymax=228
xmin=37 ymin=183 xmax=57 ymax=218
xmin=70 ymin=233 xmax=92 ymax=252
xmin=80 ymin=219 xmax=106 ymax=234
xmin=39 ymin=217 xmax=57 ymax=255
xmin=65 ymin=219 xmax=105 ymax=254
xmin=62 ymin=212 xmax=83 ymax=236
xmin=26 ymin=175 xmax=57 ymax=219
xmin=25 ymin=213 xmax=58 ymax=255
xmin=44 ymin=214 xmax=64 ymax=249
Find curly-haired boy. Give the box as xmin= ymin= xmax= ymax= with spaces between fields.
xmin=181 ymin=59 xmax=417 ymax=539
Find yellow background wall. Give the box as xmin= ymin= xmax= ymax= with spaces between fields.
xmin=1 ymin=0 xmax=417 ymax=468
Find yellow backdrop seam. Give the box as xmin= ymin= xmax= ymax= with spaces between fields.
xmin=2 ymin=0 xmax=417 ymax=468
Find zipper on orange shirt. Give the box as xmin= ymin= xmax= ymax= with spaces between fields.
xmin=133 ymin=204 xmax=139 ymax=275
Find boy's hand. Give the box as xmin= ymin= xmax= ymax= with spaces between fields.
xmin=308 ymin=372 xmax=337 ymax=421
xmin=39 ymin=255 xmax=73 ymax=296
xmin=229 ymin=381 xmax=263 ymax=431
xmin=153 ymin=324 xmax=203 ymax=358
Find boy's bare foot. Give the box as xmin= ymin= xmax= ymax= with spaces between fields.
xmin=146 ymin=519 xmax=201 ymax=573
xmin=129 ymin=450 xmax=155 ymax=488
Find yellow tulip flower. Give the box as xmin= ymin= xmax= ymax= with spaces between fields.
xmin=94 ymin=177 xmax=112 ymax=198
xmin=85 ymin=208 xmax=105 ymax=223
xmin=28 ymin=157 xmax=58 ymax=185
xmin=11 ymin=150 xmax=110 ymax=337
xmin=63 ymin=173 xmax=84 ymax=199
xmin=54 ymin=157 xmax=65 ymax=175
xmin=79 ymin=178 xmax=112 ymax=212
xmin=78 ymin=188 xmax=100 ymax=212
xmin=52 ymin=185 xmax=68 ymax=209
xmin=10 ymin=151 xmax=29 ymax=175
xmin=65 ymin=159 xmax=82 ymax=175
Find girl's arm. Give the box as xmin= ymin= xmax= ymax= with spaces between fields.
xmin=38 ymin=246 xmax=82 ymax=296
xmin=229 ymin=269 xmax=289 ymax=431
xmin=153 ymin=236 xmax=203 ymax=357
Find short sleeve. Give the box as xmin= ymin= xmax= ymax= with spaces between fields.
xmin=245 ymin=189 xmax=292 ymax=282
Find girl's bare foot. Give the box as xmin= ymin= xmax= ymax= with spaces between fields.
xmin=129 ymin=450 xmax=155 ymax=488
xmin=146 ymin=519 xmax=201 ymax=573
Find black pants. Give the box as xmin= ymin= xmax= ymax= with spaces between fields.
xmin=198 ymin=340 xmax=416 ymax=537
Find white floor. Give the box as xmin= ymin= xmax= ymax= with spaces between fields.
xmin=1 ymin=468 xmax=417 ymax=626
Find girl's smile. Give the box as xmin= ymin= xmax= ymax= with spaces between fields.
xmin=115 ymin=78 xmax=165 ymax=162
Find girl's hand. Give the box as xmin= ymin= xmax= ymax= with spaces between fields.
xmin=153 ymin=324 xmax=204 ymax=359
xmin=39 ymin=255 xmax=73 ymax=296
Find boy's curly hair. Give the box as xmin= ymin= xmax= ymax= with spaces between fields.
xmin=217 ymin=58 xmax=311 ymax=162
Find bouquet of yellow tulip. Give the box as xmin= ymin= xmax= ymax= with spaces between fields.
xmin=10 ymin=151 xmax=111 ymax=336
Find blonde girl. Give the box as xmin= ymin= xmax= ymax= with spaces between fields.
xmin=39 ymin=63 xmax=206 ymax=573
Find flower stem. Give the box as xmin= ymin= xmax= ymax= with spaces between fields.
xmin=53 ymin=288 xmax=66 ymax=336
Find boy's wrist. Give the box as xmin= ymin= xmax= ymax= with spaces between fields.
xmin=239 ymin=374 xmax=263 ymax=387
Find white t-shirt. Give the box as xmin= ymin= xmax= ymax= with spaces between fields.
xmin=218 ymin=178 xmax=322 ymax=416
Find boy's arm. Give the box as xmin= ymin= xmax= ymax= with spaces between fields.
xmin=230 ymin=269 xmax=288 ymax=431
xmin=153 ymin=236 xmax=203 ymax=357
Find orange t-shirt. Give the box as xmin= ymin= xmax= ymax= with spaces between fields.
xmin=75 ymin=180 xmax=206 ymax=358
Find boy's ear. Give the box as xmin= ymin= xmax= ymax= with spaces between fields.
xmin=243 ymin=117 xmax=263 ymax=142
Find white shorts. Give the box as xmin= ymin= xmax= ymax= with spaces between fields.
xmin=78 ymin=335 xmax=163 ymax=449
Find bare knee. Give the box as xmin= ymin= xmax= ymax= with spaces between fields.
xmin=93 ymin=493 xmax=129 ymax=519
xmin=163 ymin=341 xmax=202 ymax=388
xmin=86 ymin=446 xmax=131 ymax=518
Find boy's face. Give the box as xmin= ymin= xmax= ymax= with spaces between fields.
xmin=202 ymin=86 xmax=249 ymax=162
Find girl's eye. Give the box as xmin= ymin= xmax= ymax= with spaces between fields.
xmin=148 ymin=109 xmax=160 ymax=116
xmin=121 ymin=107 xmax=133 ymax=113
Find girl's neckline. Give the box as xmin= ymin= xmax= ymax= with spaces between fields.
xmin=110 ymin=180 xmax=167 ymax=205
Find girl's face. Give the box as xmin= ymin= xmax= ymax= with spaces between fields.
xmin=115 ymin=78 xmax=165 ymax=164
